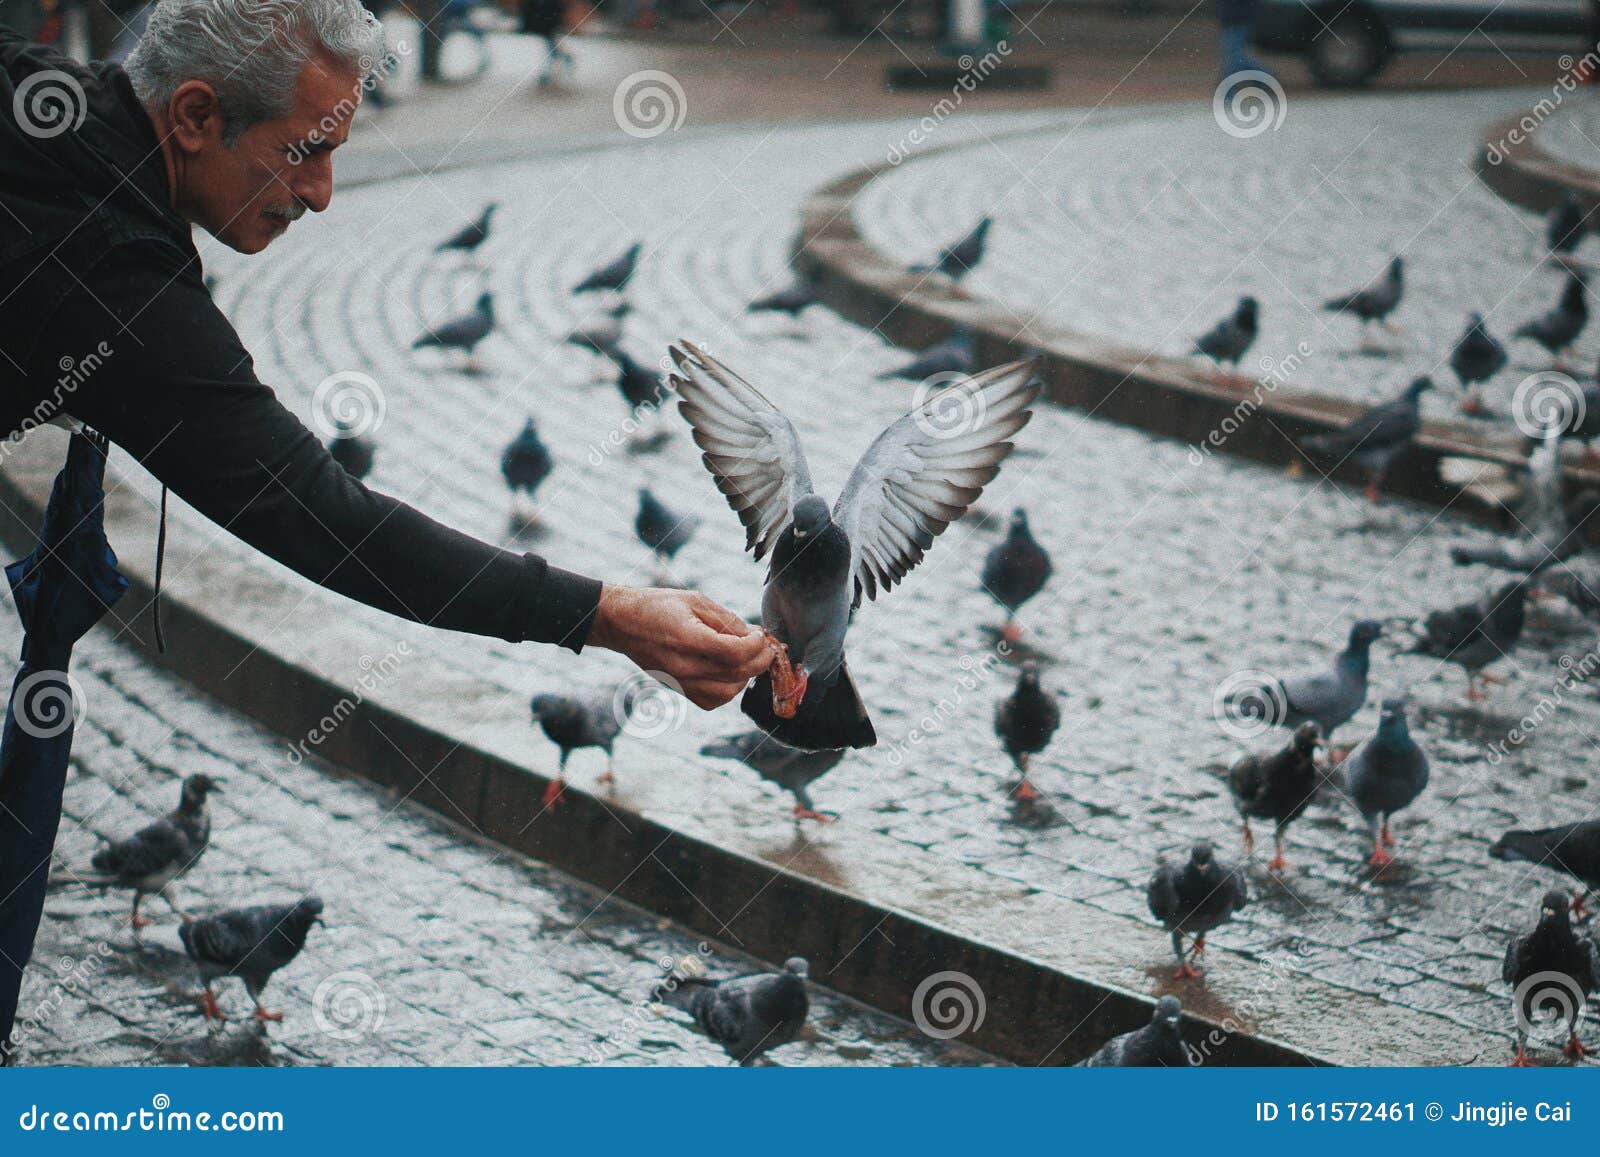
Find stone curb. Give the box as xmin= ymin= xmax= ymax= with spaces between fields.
xmin=1476 ymin=110 xmax=1600 ymax=217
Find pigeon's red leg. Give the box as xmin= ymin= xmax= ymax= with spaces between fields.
xmin=1269 ymin=835 xmax=1288 ymax=873
xmin=1461 ymin=393 xmax=1485 ymax=416
xmin=1174 ymin=960 xmax=1203 ymax=980
xmin=1565 ymin=1033 xmax=1591 ymax=1059
xmin=1367 ymin=843 xmax=1395 ymax=868
xmin=1242 ymin=820 xmax=1255 ymax=854
xmin=765 ymin=636 xmax=808 ymax=719
xmin=253 ymin=1004 xmax=285 ymax=1023
xmin=597 ymin=754 xmax=616 ymax=786
xmin=1572 ymin=891 xmax=1590 ymax=920
xmin=198 ymin=988 xmax=226 ymax=1022
xmin=1191 ymin=934 xmax=1207 ymax=958
xmin=1511 ymin=1047 xmax=1536 ymax=1067
xmin=541 ymin=778 xmax=567 ymax=808
xmin=129 ymin=894 xmax=151 ymax=931
xmin=1381 ymin=821 xmax=1395 ymax=849
xmin=1000 ymin=618 xmax=1022 ymax=645
xmin=1363 ymin=480 xmax=1382 ymax=505
xmin=1012 ymin=777 xmax=1041 ymax=802
xmin=792 ymin=805 xmax=836 ymax=823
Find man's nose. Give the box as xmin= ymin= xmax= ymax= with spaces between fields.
xmin=290 ymin=160 xmax=334 ymax=215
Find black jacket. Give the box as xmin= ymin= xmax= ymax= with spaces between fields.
xmin=0 ymin=29 xmax=601 ymax=650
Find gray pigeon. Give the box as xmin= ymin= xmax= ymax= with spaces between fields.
xmin=749 ymin=278 xmax=817 ymax=317
xmin=1450 ymin=312 xmax=1509 ymax=414
xmin=326 ymin=419 xmax=374 ymax=481
xmin=1193 ymin=296 xmax=1258 ymax=373
xmin=1146 ymin=842 xmax=1248 ymax=979
xmin=1299 ymin=377 xmax=1430 ymax=503
xmin=1547 ymin=194 xmax=1587 ymax=257
xmin=1078 ymin=996 xmax=1192 ymax=1067
xmin=1491 ymin=821 xmax=1600 ymax=920
xmin=1323 ymin=256 xmax=1404 ymax=341
xmin=1343 ymin=698 xmax=1429 ymax=868
xmin=700 ymin=731 xmax=845 ymax=821
xmin=1228 ymin=721 xmax=1323 ymax=872
xmin=529 ymin=684 xmax=640 ymax=807
xmin=1231 ymin=620 xmax=1382 ymax=744
xmin=565 ymin=300 xmax=631 ymax=356
xmin=994 ymin=662 xmax=1060 ymax=802
xmin=1515 ymin=272 xmax=1588 ymax=369
xmin=668 ymin=343 xmax=1040 ymax=751
xmin=652 ymin=956 xmax=810 ymax=1065
xmin=411 ymin=291 xmax=495 ymax=363
xmin=980 ymin=507 xmax=1052 ymax=642
xmin=875 ymin=330 xmax=976 ymax=382
xmin=180 ymin=896 xmax=323 ymax=1023
xmin=435 ymin=202 xmax=496 ymax=256
xmin=1406 ymin=580 xmax=1529 ymax=700
xmin=81 ymin=774 xmax=222 ymax=929
xmin=574 ymin=242 xmax=641 ymax=294
xmin=913 ymin=216 xmax=992 ymax=281
xmin=1502 ymin=889 xmax=1598 ymax=1064
xmin=635 ymin=487 xmax=698 ymax=568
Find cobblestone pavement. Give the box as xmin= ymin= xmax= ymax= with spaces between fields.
xmin=10 ymin=614 xmax=987 ymax=1066
xmin=855 ymin=90 xmax=1597 ymax=429
xmin=102 ymin=107 xmax=1600 ymax=1063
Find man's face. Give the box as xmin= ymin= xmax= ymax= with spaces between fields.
xmin=183 ymin=54 xmax=362 ymax=254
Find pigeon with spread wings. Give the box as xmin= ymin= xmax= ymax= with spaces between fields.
xmin=667 ymin=343 xmax=1041 ymax=751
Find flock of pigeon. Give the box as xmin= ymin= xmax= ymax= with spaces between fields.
xmin=75 ymin=196 xmax=1600 ymax=1067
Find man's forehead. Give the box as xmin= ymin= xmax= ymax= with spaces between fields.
xmin=288 ymin=54 xmax=363 ymax=130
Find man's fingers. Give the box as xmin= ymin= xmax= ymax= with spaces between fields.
xmin=688 ymin=593 xmax=757 ymax=639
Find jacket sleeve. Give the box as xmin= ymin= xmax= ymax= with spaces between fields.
xmin=36 ymin=246 xmax=601 ymax=650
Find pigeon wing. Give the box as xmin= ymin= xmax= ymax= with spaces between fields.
xmin=667 ymin=343 xmax=815 ymax=562
xmin=92 ymin=816 xmax=189 ymax=881
xmin=834 ymin=360 xmax=1039 ymax=607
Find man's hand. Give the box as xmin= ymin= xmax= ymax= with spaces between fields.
xmin=586 ymin=585 xmax=772 ymax=710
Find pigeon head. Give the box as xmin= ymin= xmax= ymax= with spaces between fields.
xmin=1464 ymin=312 xmax=1485 ymax=332
xmin=182 ymin=774 xmax=223 ymax=809
xmin=1540 ymin=889 xmax=1572 ymax=922
xmin=1348 ymin=619 xmax=1384 ymax=649
xmin=1405 ymin=377 xmax=1433 ymax=400
xmin=1376 ymin=697 xmax=1410 ymax=738
xmin=1153 ymin=995 xmax=1182 ymax=1030
xmin=529 ymin=694 xmax=573 ymax=723
xmin=295 ymin=895 xmax=325 ymax=923
xmin=1189 ymin=841 xmax=1215 ymax=869
xmin=1495 ymin=580 xmax=1532 ymax=612
xmin=1292 ymin=721 xmax=1321 ymax=754
xmin=1389 ymin=256 xmax=1404 ymax=278
xmin=790 ymin=495 xmax=831 ymax=541
xmin=783 ymin=957 xmax=810 ymax=979
xmin=1008 ymin=507 xmax=1030 ymax=534
xmin=1237 ymin=296 xmax=1259 ymax=323
xmin=1017 ymin=662 xmax=1043 ymax=692
xmin=477 ymin=292 xmax=494 ymax=316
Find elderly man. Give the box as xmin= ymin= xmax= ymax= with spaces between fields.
xmin=0 ymin=0 xmax=770 ymax=1056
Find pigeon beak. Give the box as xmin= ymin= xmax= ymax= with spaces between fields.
xmin=793 ymin=528 xmax=808 ymax=540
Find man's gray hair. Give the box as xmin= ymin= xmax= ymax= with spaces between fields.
xmin=125 ymin=0 xmax=385 ymax=141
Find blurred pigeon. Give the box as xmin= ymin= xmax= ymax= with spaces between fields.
xmin=1147 ymin=842 xmax=1248 ymax=979
xmin=1193 ymin=296 xmax=1258 ymax=374
xmin=326 ymin=419 xmax=374 ymax=481
xmin=1298 ymin=376 xmax=1430 ymax=503
xmin=435 ymin=202 xmax=496 ymax=256
xmin=1230 ymin=619 xmax=1382 ymax=743
xmin=1407 ymin=580 xmax=1529 ymax=699
xmin=411 ymin=291 xmax=495 ymax=366
xmin=80 ymin=774 xmax=222 ymax=929
xmin=700 ymin=731 xmax=845 ymax=821
xmin=652 ymin=956 xmax=809 ymax=1065
xmin=1558 ymin=373 xmax=1600 ymax=462
xmin=668 ymin=344 xmax=1040 ymax=750
xmin=1492 ymin=821 xmax=1600 ymax=920
xmin=1546 ymin=193 xmax=1587 ymax=258
xmin=912 ymin=216 xmax=992 ymax=281
xmin=1515 ymin=272 xmax=1588 ymax=370
xmin=529 ymin=685 xmax=640 ymax=806
xmin=180 ymin=896 xmax=322 ymax=1022
xmin=875 ymin=329 xmax=976 ymax=382
xmin=981 ymin=507 xmax=1052 ymax=643
xmin=1343 ymin=697 xmax=1429 ymax=868
xmin=574 ymin=241 xmax=641 ymax=294
xmin=1452 ymin=429 xmax=1600 ymax=573
xmin=1078 ymin=996 xmax=1192 ymax=1067
xmin=501 ymin=419 xmax=553 ymax=522
xmin=1539 ymin=556 xmax=1600 ymax=619
xmin=749 ymin=278 xmax=817 ymax=317
xmin=1450 ymin=313 xmax=1509 ymax=414
xmin=635 ymin=487 xmax=698 ymax=570
xmin=1228 ymin=721 xmax=1323 ymax=872
xmin=565 ymin=300 xmax=631 ymax=356
xmin=994 ymin=663 xmax=1060 ymax=802
xmin=610 ymin=349 xmax=668 ymax=414
xmin=1323 ymin=256 xmax=1404 ymax=342
xmin=1502 ymin=889 xmax=1598 ymax=1063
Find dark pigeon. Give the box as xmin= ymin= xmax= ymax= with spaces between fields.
xmin=1193 ymin=296 xmax=1258 ymax=372
xmin=610 ymin=350 xmax=668 ymax=414
xmin=669 ymin=344 xmax=1039 ymax=751
xmin=1228 ymin=721 xmax=1323 ymax=872
xmin=635 ymin=487 xmax=698 ymax=565
xmin=874 ymin=330 xmax=976 ymax=382
xmin=1546 ymin=193 xmax=1587 ymax=257
xmin=574 ymin=241 xmax=642 ymax=294
xmin=1492 ymin=821 xmax=1600 ymax=920
xmin=913 ymin=216 xmax=992 ymax=281
xmin=326 ymin=420 xmax=374 ymax=481
xmin=501 ymin=419 xmax=553 ymax=499
xmin=700 ymin=731 xmax=845 ymax=821
xmin=1078 ymin=996 xmax=1192 ymax=1067
xmin=1343 ymin=698 xmax=1429 ymax=867
xmin=1450 ymin=313 xmax=1509 ymax=414
xmin=1230 ymin=620 xmax=1382 ymax=743
xmin=565 ymin=300 xmax=631 ymax=356
xmin=749 ymin=278 xmax=817 ymax=317
xmin=81 ymin=774 xmax=221 ymax=929
xmin=180 ymin=896 xmax=322 ymax=1023
xmin=1407 ymin=580 xmax=1529 ymax=699
xmin=1147 ymin=842 xmax=1248 ymax=979
xmin=529 ymin=684 xmax=640 ymax=806
xmin=994 ymin=662 xmax=1060 ymax=802
xmin=1502 ymin=889 xmax=1598 ymax=1064
xmin=411 ymin=291 xmax=495 ymax=359
xmin=1323 ymin=256 xmax=1404 ymax=334
xmin=1515 ymin=272 xmax=1588 ymax=367
xmin=435 ymin=202 xmax=496 ymax=255
xmin=1298 ymin=376 xmax=1429 ymax=503
xmin=652 ymin=956 xmax=810 ymax=1065
xmin=1557 ymin=373 xmax=1600 ymax=460
xmin=981 ymin=507 xmax=1052 ymax=643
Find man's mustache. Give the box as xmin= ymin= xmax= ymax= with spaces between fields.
xmin=263 ymin=202 xmax=307 ymax=223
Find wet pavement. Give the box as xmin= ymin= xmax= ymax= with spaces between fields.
xmin=8 ymin=612 xmax=989 ymax=1067
xmin=3 ymin=91 xmax=1591 ymax=1065
xmin=854 ymin=90 xmax=1589 ymax=429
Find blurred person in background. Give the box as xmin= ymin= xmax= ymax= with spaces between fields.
xmin=1215 ymin=0 xmax=1272 ymax=80
xmin=519 ymin=0 xmax=571 ymax=87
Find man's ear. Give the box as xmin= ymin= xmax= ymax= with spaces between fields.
xmin=166 ymin=80 xmax=225 ymax=154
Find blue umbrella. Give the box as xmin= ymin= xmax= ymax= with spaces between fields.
xmin=0 ymin=430 xmax=128 ymax=1060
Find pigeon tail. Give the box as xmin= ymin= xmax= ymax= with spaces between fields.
xmin=742 ymin=664 xmax=875 ymax=751
xmin=652 ymin=974 xmax=716 ymax=1013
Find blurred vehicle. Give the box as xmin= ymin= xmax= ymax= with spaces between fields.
xmin=1254 ymin=0 xmax=1590 ymax=86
